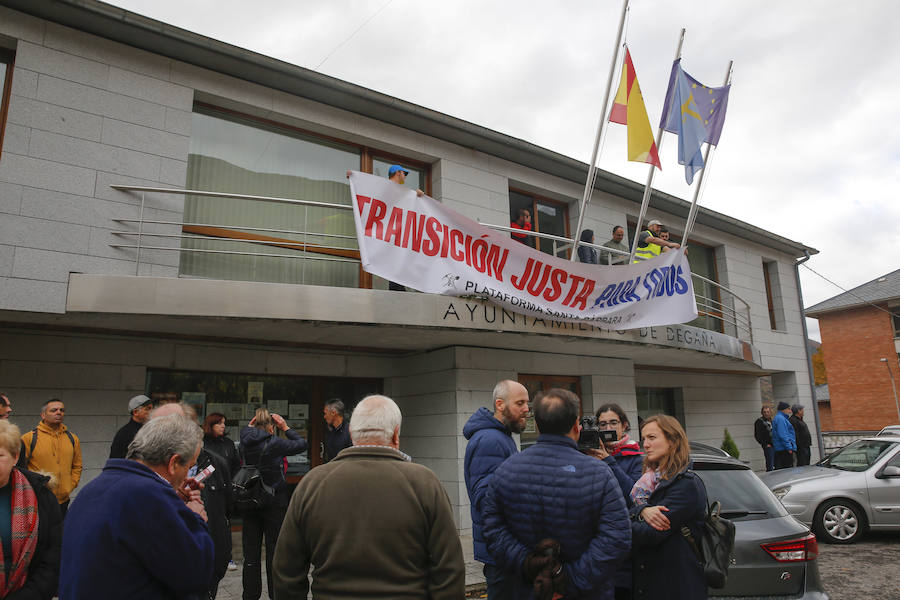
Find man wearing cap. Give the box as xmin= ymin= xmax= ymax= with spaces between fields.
xmin=772 ymin=401 xmax=797 ymax=469
xmin=632 ymin=219 xmax=680 ymax=262
xmin=109 ymin=395 xmax=153 ymax=459
xmin=790 ymin=405 xmax=812 ymax=466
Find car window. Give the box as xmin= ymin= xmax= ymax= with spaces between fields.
xmin=694 ymin=468 xmax=787 ymax=520
xmin=822 ymin=440 xmax=897 ymax=471
xmin=885 ymin=450 xmax=900 ymax=469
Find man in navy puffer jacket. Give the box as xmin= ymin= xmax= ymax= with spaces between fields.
xmin=464 ymin=380 xmax=530 ymax=599
xmin=483 ymin=389 xmax=631 ymax=600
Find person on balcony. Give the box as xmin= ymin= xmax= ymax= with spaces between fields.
xmin=633 ymin=220 xmax=680 ymax=262
xmin=576 ymin=229 xmax=599 ymax=264
xmin=510 ymin=208 xmax=533 ymax=246
xmin=601 ymin=225 xmax=629 ymax=265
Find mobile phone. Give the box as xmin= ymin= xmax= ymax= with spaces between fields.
xmin=193 ymin=464 xmax=215 ymax=484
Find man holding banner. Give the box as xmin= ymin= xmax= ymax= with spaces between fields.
xmin=633 ymin=219 xmax=680 ymax=263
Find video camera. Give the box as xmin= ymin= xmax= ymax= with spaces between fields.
xmin=577 ymin=416 xmax=619 ymax=450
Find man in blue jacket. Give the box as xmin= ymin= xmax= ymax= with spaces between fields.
xmin=463 ymin=379 xmax=530 ymax=599
xmin=483 ymin=389 xmax=631 ymax=600
xmin=60 ymin=414 xmax=214 ymax=599
xmin=772 ymin=401 xmax=797 ymax=469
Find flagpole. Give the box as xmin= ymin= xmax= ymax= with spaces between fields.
xmin=681 ymin=60 xmax=734 ymax=246
xmin=570 ymin=0 xmax=629 ymax=262
xmin=627 ymin=28 xmax=686 ymax=264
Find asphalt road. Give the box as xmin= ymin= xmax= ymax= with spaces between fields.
xmin=816 ymin=531 xmax=900 ymax=599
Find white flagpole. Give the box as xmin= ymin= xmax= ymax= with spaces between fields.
xmin=682 ymin=60 xmax=734 ymax=246
xmin=627 ymin=28 xmax=687 ymax=264
xmin=570 ymin=0 xmax=629 ymax=262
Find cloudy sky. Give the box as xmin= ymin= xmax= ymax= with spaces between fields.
xmin=107 ymin=0 xmax=900 ymax=340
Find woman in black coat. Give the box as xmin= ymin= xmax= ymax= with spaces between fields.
xmin=630 ymin=415 xmax=708 ymax=600
xmin=0 ymin=420 xmax=62 ymax=600
xmin=202 ymin=413 xmax=240 ymax=477
xmin=195 ymin=448 xmax=232 ymax=600
xmin=577 ymin=229 xmax=599 ymax=264
xmin=239 ymin=408 xmax=308 ymax=600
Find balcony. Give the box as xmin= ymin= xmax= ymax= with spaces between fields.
xmin=92 ymin=185 xmax=761 ymax=368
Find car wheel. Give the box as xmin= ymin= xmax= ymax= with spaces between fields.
xmin=813 ymin=499 xmax=866 ymax=544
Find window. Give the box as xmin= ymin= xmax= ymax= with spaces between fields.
xmin=635 ymin=387 xmax=685 ymax=432
xmin=892 ymin=312 xmax=900 ymax=337
xmin=181 ymin=104 xmax=429 ymax=288
xmin=0 ymin=49 xmax=15 ymax=157
xmin=509 ymin=190 xmax=570 ymax=258
xmin=763 ymin=260 xmax=786 ymax=330
xmin=517 ymin=374 xmax=582 ymax=449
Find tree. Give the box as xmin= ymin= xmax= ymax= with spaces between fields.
xmin=721 ymin=428 xmax=740 ymax=458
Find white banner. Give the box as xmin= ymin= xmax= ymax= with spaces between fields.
xmin=348 ymin=172 xmax=697 ymax=329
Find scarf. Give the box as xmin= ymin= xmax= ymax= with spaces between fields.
xmin=0 ymin=469 xmax=40 ymax=595
xmin=608 ymin=433 xmax=641 ymax=456
xmin=630 ymin=469 xmax=661 ymax=507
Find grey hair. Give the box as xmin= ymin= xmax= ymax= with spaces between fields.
xmin=126 ymin=414 xmax=202 ymax=466
xmin=349 ymin=395 xmax=401 ymax=443
xmin=325 ymin=398 xmax=345 ymax=414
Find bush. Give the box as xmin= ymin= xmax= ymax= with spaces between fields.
xmin=721 ymin=428 xmax=740 ymax=458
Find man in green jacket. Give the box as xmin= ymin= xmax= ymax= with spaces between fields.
xmin=273 ymin=394 xmax=465 ymax=599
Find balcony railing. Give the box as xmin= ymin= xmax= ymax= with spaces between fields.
xmin=108 ymin=185 xmax=753 ymax=343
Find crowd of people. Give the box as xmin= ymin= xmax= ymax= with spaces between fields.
xmin=754 ymin=401 xmax=813 ymax=471
xmin=466 ymin=381 xmax=709 ymax=600
xmin=0 ymin=382 xmax=711 ymax=600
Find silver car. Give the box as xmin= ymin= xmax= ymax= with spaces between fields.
xmin=692 ymin=449 xmax=827 ymax=598
xmin=760 ymin=437 xmax=900 ymax=544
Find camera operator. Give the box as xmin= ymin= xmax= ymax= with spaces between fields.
xmin=583 ymin=403 xmax=643 ymax=600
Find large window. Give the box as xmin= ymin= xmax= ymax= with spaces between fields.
xmin=518 ymin=374 xmax=582 ymax=449
xmin=0 ymin=49 xmax=14 ymax=157
xmin=509 ymin=190 xmax=570 ymax=258
xmin=763 ymin=260 xmax=786 ymax=331
xmin=181 ymin=104 xmax=428 ymax=288
xmin=687 ymin=244 xmax=722 ymax=332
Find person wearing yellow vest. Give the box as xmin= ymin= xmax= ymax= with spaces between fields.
xmin=21 ymin=399 xmax=82 ymax=517
xmin=633 ymin=219 xmax=681 ymax=262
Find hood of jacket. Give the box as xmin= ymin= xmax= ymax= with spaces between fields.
xmin=463 ymin=407 xmax=509 ymax=440
xmin=240 ymin=426 xmax=272 ymax=447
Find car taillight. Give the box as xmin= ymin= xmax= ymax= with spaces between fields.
xmin=761 ymin=533 xmax=819 ymax=562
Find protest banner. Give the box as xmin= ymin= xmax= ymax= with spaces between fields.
xmin=348 ymin=171 xmax=697 ymax=330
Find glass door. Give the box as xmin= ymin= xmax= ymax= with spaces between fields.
xmin=517 ymin=374 xmax=582 ymax=450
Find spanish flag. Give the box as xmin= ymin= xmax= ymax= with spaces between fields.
xmin=609 ymin=47 xmax=661 ymax=170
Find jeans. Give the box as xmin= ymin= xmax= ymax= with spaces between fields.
xmin=762 ymin=445 xmax=775 ymax=471
xmin=242 ymin=505 xmax=287 ymax=600
xmin=483 ymin=563 xmax=513 ymax=600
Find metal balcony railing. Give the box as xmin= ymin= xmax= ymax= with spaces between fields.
xmin=108 ymin=185 xmax=753 ymax=344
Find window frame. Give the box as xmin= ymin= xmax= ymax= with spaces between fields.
xmin=188 ymin=102 xmax=431 ymax=289
xmin=0 ymin=49 xmax=15 ymax=158
xmin=508 ymin=187 xmax=571 ymax=258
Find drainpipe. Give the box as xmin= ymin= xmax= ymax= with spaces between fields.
xmin=795 ymin=250 xmax=826 ymax=459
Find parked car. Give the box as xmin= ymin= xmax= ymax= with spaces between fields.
xmin=760 ymin=437 xmax=900 ymax=544
xmin=876 ymin=425 xmax=900 ymax=437
xmin=691 ymin=447 xmax=828 ymax=598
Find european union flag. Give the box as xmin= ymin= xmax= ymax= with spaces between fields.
xmin=659 ymin=59 xmax=730 ymax=184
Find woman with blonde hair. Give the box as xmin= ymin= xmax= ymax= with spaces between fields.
xmin=630 ymin=415 xmax=708 ymax=600
xmin=0 ymin=420 xmax=61 ymax=599
xmin=239 ymin=407 xmax=307 ymax=600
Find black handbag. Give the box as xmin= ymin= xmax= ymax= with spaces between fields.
xmin=232 ymin=439 xmax=275 ymax=511
xmin=680 ymin=474 xmax=736 ymax=589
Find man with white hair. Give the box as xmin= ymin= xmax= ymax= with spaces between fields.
xmin=59 ymin=414 xmax=214 ymax=599
xmin=273 ymin=394 xmax=464 ymax=599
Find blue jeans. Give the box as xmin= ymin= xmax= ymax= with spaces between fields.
xmin=763 ymin=445 xmax=775 ymax=471
xmin=483 ymin=563 xmax=513 ymax=600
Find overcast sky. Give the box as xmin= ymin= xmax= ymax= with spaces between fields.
xmin=107 ymin=0 xmax=900 ymax=341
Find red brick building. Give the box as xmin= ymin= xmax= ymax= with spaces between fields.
xmin=807 ymin=271 xmax=900 ymax=432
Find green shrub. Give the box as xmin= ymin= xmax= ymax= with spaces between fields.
xmin=721 ymin=428 xmax=740 ymax=458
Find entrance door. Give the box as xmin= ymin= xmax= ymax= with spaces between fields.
xmin=146 ymin=368 xmax=381 ymax=480
xmin=517 ymin=374 xmax=582 ymax=450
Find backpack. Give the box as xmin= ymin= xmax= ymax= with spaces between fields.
xmin=28 ymin=427 xmax=76 ymax=456
xmin=680 ymin=474 xmax=736 ymax=589
xmin=232 ymin=438 xmax=276 ymax=511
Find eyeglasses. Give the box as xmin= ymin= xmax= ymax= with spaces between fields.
xmin=597 ymin=420 xmax=620 ymax=428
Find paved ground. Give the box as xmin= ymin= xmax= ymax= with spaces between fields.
xmin=216 ymin=530 xmax=900 ymax=599
xmin=816 ymin=531 xmax=900 ymax=599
